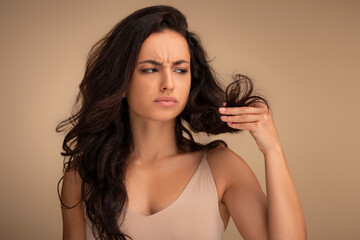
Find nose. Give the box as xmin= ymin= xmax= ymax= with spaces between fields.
xmin=160 ymin=68 xmax=174 ymax=92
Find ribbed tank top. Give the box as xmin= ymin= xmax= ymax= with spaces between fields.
xmin=85 ymin=149 xmax=225 ymax=240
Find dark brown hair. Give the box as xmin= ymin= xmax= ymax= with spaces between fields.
xmin=56 ymin=5 xmax=269 ymax=240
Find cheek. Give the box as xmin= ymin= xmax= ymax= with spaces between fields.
xmin=178 ymin=79 xmax=191 ymax=106
xmin=127 ymin=80 xmax=148 ymax=108
xmin=127 ymin=74 xmax=152 ymax=98
xmin=183 ymin=77 xmax=191 ymax=95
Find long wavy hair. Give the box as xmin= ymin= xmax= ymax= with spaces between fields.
xmin=56 ymin=5 xmax=269 ymax=240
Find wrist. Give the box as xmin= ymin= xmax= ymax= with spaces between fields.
xmin=263 ymin=145 xmax=284 ymax=158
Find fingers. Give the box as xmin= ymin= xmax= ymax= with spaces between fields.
xmin=220 ymin=114 xmax=260 ymax=123
xmin=248 ymin=101 xmax=267 ymax=108
xmin=219 ymin=104 xmax=267 ymax=115
xmin=219 ymin=102 xmax=270 ymax=131
xmin=226 ymin=122 xmax=253 ymax=130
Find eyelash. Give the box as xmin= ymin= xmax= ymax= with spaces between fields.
xmin=141 ymin=68 xmax=188 ymax=74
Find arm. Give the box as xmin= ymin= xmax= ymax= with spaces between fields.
xmin=264 ymin=147 xmax=306 ymax=240
xmin=219 ymin=102 xmax=306 ymax=240
xmin=218 ymin=147 xmax=269 ymax=239
xmin=60 ymin=168 xmax=87 ymax=240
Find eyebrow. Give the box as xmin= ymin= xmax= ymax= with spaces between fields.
xmin=138 ymin=60 xmax=189 ymax=65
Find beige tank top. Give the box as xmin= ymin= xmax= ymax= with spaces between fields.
xmin=85 ymin=149 xmax=225 ymax=240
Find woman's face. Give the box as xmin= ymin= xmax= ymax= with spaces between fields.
xmin=127 ymin=30 xmax=191 ymax=122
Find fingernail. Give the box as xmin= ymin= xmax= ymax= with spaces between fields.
xmin=219 ymin=107 xmax=226 ymax=112
xmin=221 ymin=115 xmax=227 ymax=119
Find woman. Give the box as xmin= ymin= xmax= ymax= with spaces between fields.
xmin=57 ymin=5 xmax=306 ymax=240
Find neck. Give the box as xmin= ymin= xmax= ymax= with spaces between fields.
xmin=129 ymin=114 xmax=179 ymax=165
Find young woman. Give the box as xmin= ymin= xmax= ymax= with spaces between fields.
xmin=57 ymin=5 xmax=306 ymax=240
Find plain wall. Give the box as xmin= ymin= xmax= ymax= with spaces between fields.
xmin=0 ymin=0 xmax=359 ymax=239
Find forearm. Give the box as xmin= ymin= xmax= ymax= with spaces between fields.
xmin=264 ymin=147 xmax=307 ymax=240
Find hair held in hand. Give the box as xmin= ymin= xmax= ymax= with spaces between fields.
xmin=55 ymin=5 xmax=269 ymax=240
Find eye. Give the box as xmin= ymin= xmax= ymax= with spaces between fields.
xmin=175 ymin=68 xmax=188 ymax=74
xmin=141 ymin=68 xmax=158 ymax=73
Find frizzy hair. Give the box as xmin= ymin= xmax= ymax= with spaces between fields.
xmin=56 ymin=5 xmax=269 ymax=240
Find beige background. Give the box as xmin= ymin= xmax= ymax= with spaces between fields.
xmin=1 ymin=0 xmax=359 ymax=239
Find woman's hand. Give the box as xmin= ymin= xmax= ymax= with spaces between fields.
xmin=219 ymin=102 xmax=282 ymax=155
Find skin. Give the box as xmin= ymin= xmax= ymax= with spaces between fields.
xmin=125 ymin=29 xmax=191 ymax=163
xmin=61 ymin=29 xmax=306 ymax=240
xmin=219 ymin=102 xmax=307 ymax=239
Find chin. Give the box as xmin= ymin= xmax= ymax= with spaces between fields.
xmin=150 ymin=112 xmax=180 ymax=122
xmin=146 ymin=107 xmax=183 ymax=121
xmin=129 ymin=103 xmax=186 ymax=122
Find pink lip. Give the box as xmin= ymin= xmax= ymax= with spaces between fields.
xmin=154 ymin=96 xmax=177 ymax=102
xmin=154 ymin=96 xmax=177 ymax=107
xmin=155 ymin=101 xmax=176 ymax=107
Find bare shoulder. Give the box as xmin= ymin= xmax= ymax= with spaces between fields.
xmin=207 ymin=145 xmax=261 ymax=192
xmin=207 ymin=145 xmax=268 ymax=239
xmin=61 ymin=168 xmax=83 ymax=206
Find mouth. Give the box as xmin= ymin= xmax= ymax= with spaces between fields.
xmin=154 ymin=96 xmax=177 ymax=102
xmin=154 ymin=96 xmax=177 ymax=107
xmin=155 ymin=101 xmax=176 ymax=107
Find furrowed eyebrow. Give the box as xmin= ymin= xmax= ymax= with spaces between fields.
xmin=138 ymin=60 xmax=189 ymax=65
xmin=173 ymin=60 xmax=189 ymax=65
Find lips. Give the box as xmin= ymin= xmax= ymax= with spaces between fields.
xmin=154 ymin=96 xmax=177 ymax=102
xmin=154 ymin=96 xmax=177 ymax=107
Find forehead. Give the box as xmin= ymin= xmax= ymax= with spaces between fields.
xmin=137 ymin=30 xmax=190 ymax=61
